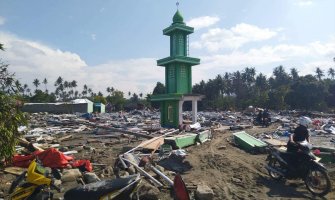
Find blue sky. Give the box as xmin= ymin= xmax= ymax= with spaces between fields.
xmin=0 ymin=0 xmax=334 ymax=95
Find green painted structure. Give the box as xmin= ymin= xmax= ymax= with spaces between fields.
xmin=164 ymin=130 xmax=212 ymax=149
xmin=233 ymin=131 xmax=268 ymax=152
xmin=93 ymin=102 xmax=105 ymax=113
xmin=151 ymin=10 xmax=203 ymax=128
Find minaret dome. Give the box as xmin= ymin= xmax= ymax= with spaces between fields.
xmin=173 ymin=10 xmax=184 ymax=24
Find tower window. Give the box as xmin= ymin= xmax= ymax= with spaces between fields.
xmin=180 ymin=65 xmax=186 ymax=78
xmin=168 ymin=105 xmax=174 ymax=122
xmin=169 ymin=67 xmax=175 ymax=79
xmin=172 ymin=35 xmax=176 ymax=55
xmin=179 ymin=35 xmax=183 ymax=45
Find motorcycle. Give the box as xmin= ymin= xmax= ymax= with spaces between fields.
xmin=265 ymin=141 xmax=331 ymax=197
xmin=8 ymin=159 xmax=62 ymax=200
xmin=253 ymin=117 xmax=271 ymax=127
xmin=8 ymin=158 xmax=190 ymax=200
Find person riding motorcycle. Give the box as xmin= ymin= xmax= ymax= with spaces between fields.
xmin=256 ymin=109 xmax=263 ymax=125
xmin=262 ymin=109 xmax=270 ymax=127
xmin=287 ymin=116 xmax=312 ymax=153
xmin=285 ymin=116 xmax=313 ymax=172
xmin=266 ymin=115 xmax=332 ymax=197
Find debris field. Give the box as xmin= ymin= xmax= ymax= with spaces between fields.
xmin=1 ymin=110 xmax=335 ymax=200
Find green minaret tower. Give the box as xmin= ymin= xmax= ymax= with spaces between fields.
xmin=151 ymin=10 xmax=203 ymax=128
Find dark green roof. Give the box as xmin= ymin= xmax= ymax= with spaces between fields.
xmin=151 ymin=93 xmax=204 ymax=101
xmin=157 ymin=56 xmax=200 ymax=66
xmin=150 ymin=93 xmax=183 ymax=101
xmin=173 ymin=10 xmax=184 ymax=24
xmin=163 ymin=23 xmax=194 ymax=35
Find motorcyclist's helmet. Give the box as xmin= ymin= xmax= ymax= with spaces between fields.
xmin=298 ymin=116 xmax=312 ymax=128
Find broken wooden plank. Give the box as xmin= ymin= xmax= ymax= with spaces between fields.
xmin=262 ymin=139 xmax=287 ymax=146
xmin=4 ymin=167 xmax=26 ymax=176
xmin=63 ymin=150 xmax=78 ymax=155
xmin=86 ymin=122 xmax=154 ymax=139
xmin=138 ymin=137 xmax=164 ymax=150
xmin=58 ymin=134 xmax=73 ymax=142
xmin=18 ymin=138 xmax=44 ymax=152
xmin=124 ymin=130 xmax=178 ymax=154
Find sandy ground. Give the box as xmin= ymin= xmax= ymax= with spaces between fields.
xmin=1 ymin=123 xmax=334 ymax=200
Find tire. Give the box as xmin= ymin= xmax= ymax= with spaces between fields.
xmin=304 ymin=168 xmax=331 ymax=197
xmin=27 ymin=190 xmax=52 ymax=200
xmin=267 ymin=158 xmax=283 ymax=180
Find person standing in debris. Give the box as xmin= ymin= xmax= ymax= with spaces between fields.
xmin=287 ymin=116 xmax=312 ymax=152
xmin=256 ymin=109 xmax=263 ymax=125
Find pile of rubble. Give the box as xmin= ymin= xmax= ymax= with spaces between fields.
xmin=1 ymin=111 xmax=214 ymax=200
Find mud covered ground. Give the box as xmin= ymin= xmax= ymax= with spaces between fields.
xmin=1 ymin=123 xmax=334 ymax=200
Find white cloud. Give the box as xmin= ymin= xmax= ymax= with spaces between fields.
xmin=191 ymin=39 xmax=335 ymax=83
xmin=186 ymin=16 xmax=220 ymax=29
xmin=191 ymin=23 xmax=277 ymax=51
xmin=301 ymin=60 xmax=334 ymax=76
xmin=0 ymin=32 xmax=163 ymax=95
xmin=1 ymin=31 xmax=334 ymax=96
xmin=84 ymin=58 xmax=163 ymax=95
xmin=295 ymin=0 xmax=313 ymax=6
xmin=0 ymin=16 xmax=5 ymax=25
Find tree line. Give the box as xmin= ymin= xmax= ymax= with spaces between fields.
xmin=8 ymin=65 xmax=335 ymax=113
xmin=191 ymin=65 xmax=335 ymax=111
xmin=10 ymin=75 xmax=150 ymax=111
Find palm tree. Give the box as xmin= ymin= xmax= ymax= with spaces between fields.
xmin=54 ymin=76 xmax=63 ymax=87
xmin=62 ymin=81 xmax=68 ymax=99
xmin=328 ymin=68 xmax=335 ymax=80
xmin=57 ymin=84 xmax=64 ymax=100
xmin=88 ymin=88 xmax=93 ymax=97
xmin=242 ymin=67 xmax=256 ymax=87
xmin=27 ymin=88 xmax=31 ymax=97
xmin=23 ymin=84 xmax=28 ymax=96
xmin=315 ymin=67 xmax=324 ymax=81
xmin=215 ymin=74 xmax=224 ymax=98
xmin=106 ymin=86 xmax=115 ymax=95
xmin=33 ymin=79 xmax=40 ymax=92
xmin=63 ymin=81 xmax=69 ymax=90
xmin=71 ymin=80 xmax=77 ymax=97
xmin=43 ymin=78 xmax=48 ymax=92
xmin=15 ymin=80 xmax=22 ymax=93
xmin=74 ymin=90 xmax=79 ymax=98
xmin=223 ymin=72 xmax=232 ymax=96
xmin=68 ymin=90 xmax=74 ymax=99
xmin=290 ymin=68 xmax=299 ymax=81
xmin=82 ymin=84 xmax=88 ymax=97
xmin=255 ymin=73 xmax=268 ymax=89
xmin=232 ymin=71 xmax=243 ymax=98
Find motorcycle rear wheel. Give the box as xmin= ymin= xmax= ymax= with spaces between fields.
xmin=268 ymin=158 xmax=283 ymax=180
xmin=304 ymin=168 xmax=331 ymax=197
